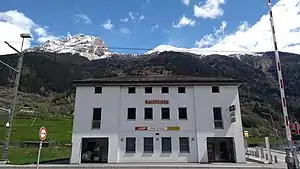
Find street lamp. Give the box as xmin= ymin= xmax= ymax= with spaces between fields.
xmin=261 ymin=112 xmax=278 ymax=147
xmin=0 ymin=33 xmax=31 ymax=163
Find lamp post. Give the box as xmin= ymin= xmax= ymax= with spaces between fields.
xmin=0 ymin=33 xmax=31 ymax=163
xmin=267 ymin=0 xmax=299 ymax=168
xmin=262 ymin=112 xmax=278 ymax=147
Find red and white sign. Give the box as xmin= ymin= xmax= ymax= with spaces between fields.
xmin=39 ymin=127 xmax=47 ymax=141
xmin=135 ymin=126 xmax=147 ymax=131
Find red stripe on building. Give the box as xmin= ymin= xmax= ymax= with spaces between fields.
xmin=277 ymin=62 xmax=281 ymax=71
xmin=282 ymin=97 xmax=286 ymax=107
xmin=280 ymin=79 xmax=283 ymax=88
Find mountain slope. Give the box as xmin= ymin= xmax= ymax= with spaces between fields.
xmin=1 ymin=51 xmax=300 ymax=131
xmin=27 ymin=34 xmax=111 ymax=60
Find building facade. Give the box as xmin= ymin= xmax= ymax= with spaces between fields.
xmin=70 ymin=76 xmax=246 ymax=164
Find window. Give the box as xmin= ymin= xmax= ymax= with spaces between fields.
xmin=127 ymin=108 xmax=136 ymax=120
xmin=144 ymin=108 xmax=153 ymax=120
xmin=178 ymin=107 xmax=187 ymax=120
xmin=213 ymin=107 xmax=224 ymax=129
xmin=128 ymin=87 xmax=136 ymax=94
xmin=92 ymin=108 xmax=101 ymax=129
xmin=178 ymin=87 xmax=186 ymax=93
xmin=179 ymin=137 xmax=190 ymax=153
xmin=145 ymin=87 xmax=152 ymax=93
xmin=161 ymin=87 xmax=169 ymax=93
xmin=162 ymin=137 xmax=172 ymax=153
xmin=144 ymin=137 xmax=154 ymax=153
xmin=126 ymin=137 xmax=136 ymax=153
xmin=212 ymin=86 xmax=220 ymax=93
xmin=161 ymin=108 xmax=170 ymax=120
xmin=94 ymin=87 xmax=102 ymax=94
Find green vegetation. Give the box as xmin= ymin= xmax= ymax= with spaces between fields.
xmin=0 ymin=118 xmax=72 ymax=164
xmin=0 ymin=147 xmax=71 ymax=165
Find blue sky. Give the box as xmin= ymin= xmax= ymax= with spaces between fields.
xmin=2 ymin=0 xmax=300 ymax=55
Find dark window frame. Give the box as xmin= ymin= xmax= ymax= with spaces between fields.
xmin=144 ymin=108 xmax=153 ymax=120
xmin=161 ymin=87 xmax=169 ymax=94
xmin=128 ymin=87 xmax=136 ymax=94
xmin=178 ymin=107 xmax=188 ymax=120
xmin=145 ymin=87 xmax=152 ymax=94
xmin=178 ymin=87 xmax=186 ymax=93
xmin=125 ymin=137 xmax=136 ymax=153
xmin=161 ymin=107 xmax=170 ymax=120
xmin=127 ymin=108 xmax=136 ymax=120
xmin=94 ymin=87 xmax=102 ymax=94
xmin=143 ymin=137 xmax=154 ymax=153
xmin=92 ymin=108 xmax=101 ymax=129
xmin=213 ymin=107 xmax=224 ymax=129
xmin=161 ymin=137 xmax=172 ymax=153
xmin=212 ymin=86 xmax=220 ymax=93
xmin=179 ymin=137 xmax=190 ymax=153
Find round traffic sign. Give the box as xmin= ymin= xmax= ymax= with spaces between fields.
xmin=39 ymin=127 xmax=47 ymax=141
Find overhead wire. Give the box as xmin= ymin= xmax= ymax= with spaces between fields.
xmin=0 ymin=40 xmax=270 ymax=54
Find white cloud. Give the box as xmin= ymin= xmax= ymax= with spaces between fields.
xmin=120 ymin=28 xmax=131 ymax=34
xmin=129 ymin=12 xmax=135 ymax=20
xmin=127 ymin=12 xmax=145 ymax=22
xmin=151 ymin=24 xmax=159 ymax=32
xmin=102 ymin=20 xmax=114 ymax=30
xmin=173 ymin=15 xmax=196 ymax=28
xmin=195 ymin=21 xmax=227 ymax=47
xmin=195 ymin=0 xmax=300 ymax=54
xmin=120 ymin=17 xmax=129 ymax=22
xmin=194 ymin=0 xmax=225 ymax=19
xmin=139 ymin=14 xmax=145 ymax=20
xmin=0 ymin=10 xmax=59 ymax=55
xmin=74 ymin=13 xmax=92 ymax=24
xmin=182 ymin=0 xmax=190 ymax=5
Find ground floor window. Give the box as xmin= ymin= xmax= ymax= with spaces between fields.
xmin=179 ymin=137 xmax=190 ymax=153
xmin=144 ymin=137 xmax=154 ymax=153
xmin=162 ymin=137 xmax=172 ymax=153
xmin=125 ymin=137 xmax=136 ymax=153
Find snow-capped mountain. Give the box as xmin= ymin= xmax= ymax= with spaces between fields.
xmin=27 ymin=34 xmax=112 ymax=60
xmin=146 ymin=44 xmax=260 ymax=57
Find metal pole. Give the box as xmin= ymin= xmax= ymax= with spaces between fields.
xmin=36 ymin=141 xmax=42 ymax=169
xmin=267 ymin=0 xmax=299 ymax=168
xmin=1 ymin=38 xmax=25 ymax=162
xmin=262 ymin=112 xmax=277 ymax=148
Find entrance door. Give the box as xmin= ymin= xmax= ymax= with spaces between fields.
xmin=207 ymin=137 xmax=235 ymax=163
xmin=81 ymin=138 xmax=109 ymax=163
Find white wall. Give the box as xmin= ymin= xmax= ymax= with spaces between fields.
xmin=70 ymin=86 xmax=121 ymax=163
xmin=194 ymin=85 xmax=245 ymax=163
xmin=70 ymin=84 xmax=245 ymax=164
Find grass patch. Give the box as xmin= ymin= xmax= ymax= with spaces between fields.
xmin=0 ymin=147 xmax=71 ymax=164
xmin=0 ymin=117 xmax=73 ymax=145
xmin=0 ymin=117 xmax=73 ymax=164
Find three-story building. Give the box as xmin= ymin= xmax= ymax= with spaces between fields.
xmin=70 ymin=76 xmax=246 ymax=164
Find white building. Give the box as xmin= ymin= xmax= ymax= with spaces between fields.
xmin=70 ymin=76 xmax=246 ymax=164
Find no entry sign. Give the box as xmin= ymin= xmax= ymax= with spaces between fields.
xmin=39 ymin=127 xmax=47 ymax=141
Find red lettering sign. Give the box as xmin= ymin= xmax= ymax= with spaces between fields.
xmin=135 ymin=126 xmax=147 ymax=130
xmin=145 ymin=100 xmax=169 ymax=104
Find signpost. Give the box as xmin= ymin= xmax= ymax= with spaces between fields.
xmin=37 ymin=127 xmax=47 ymax=169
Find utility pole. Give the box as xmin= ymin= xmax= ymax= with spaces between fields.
xmin=0 ymin=33 xmax=31 ymax=163
xmin=266 ymin=0 xmax=299 ymax=168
